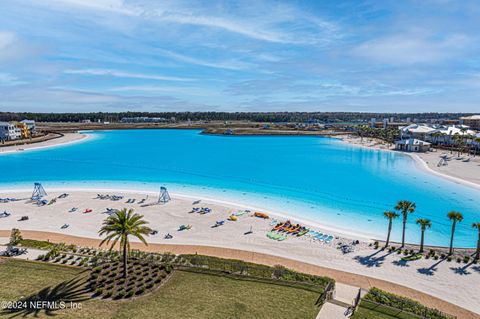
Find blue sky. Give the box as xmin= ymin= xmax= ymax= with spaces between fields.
xmin=1 ymin=0 xmax=480 ymax=113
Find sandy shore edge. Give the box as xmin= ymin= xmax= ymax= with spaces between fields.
xmin=0 ymin=132 xmax=89 ymax=155
xmin=335 ymin=134 xmax=480 ymax=190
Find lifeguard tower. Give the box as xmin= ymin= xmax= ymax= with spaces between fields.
xmin=157 ymin=186 xmax=171 ymax=204
xmin=31 ymin=183 xmax=47 ymax=200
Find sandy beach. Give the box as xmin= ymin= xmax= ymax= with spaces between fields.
xmin=338 ymin=134 xmax=480 ymax=189
xmin=1 ymin=189 xmax=479 ymax=317
xmin=0 ymin=132 xmax=87 ymax=155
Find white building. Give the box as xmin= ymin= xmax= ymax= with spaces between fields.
xmin=0 ymin=122 xmax=19 ymax=141
xmin=399 ymin=124 xmax=476 ymax=144
xmin=395 ymin=138 xmax=431 ymax=152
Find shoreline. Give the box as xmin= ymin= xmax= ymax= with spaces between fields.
xmin=1 ymin=230 xmax=477 ymax=319
xmin=335 ymin=134 xmax=480 ymax=190
xmin=0 ymin=132 xmax=89 ymax=155
xmin=1 ymin=189 xmax=480 ymax=316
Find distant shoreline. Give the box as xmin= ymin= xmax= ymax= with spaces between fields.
xmin=0 ymin=132 xmax=88 ymax=155
xmin=336 ymin=134 xmax=480 ymax=190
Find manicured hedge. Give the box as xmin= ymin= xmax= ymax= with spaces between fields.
xmin=364 ymin=288 xmax=455 ymax=319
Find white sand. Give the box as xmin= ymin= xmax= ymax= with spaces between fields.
xmin=1 ymin=189 xmax=479 ymax=315
xmin=0 ymin=133 xmax=87 ymax=155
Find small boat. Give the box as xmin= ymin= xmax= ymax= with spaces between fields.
xmin=84 ymin=209 xmax=93 ymax=213
xmin=254 ymin=212 xmax=269 ymax=219
xmin=61 ymin=224 xmax=69 ymax=229
xmin=69 ymin=207 xmax=78 ymax=212
xmin=18 ymin=216 xmax=29 ymax=221
xmin=228 ymin=215 xmax=237 ymax=221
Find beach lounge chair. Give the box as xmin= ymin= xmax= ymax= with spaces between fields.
xmin=58 ymin=193 xmax=69 ymax=199
xmin=18 ymin=216 xmax=29 ymax=221
xmin=164 ymin=233 xmax=173 ymax=239
xmin=269 ymin=219 xmax=278 ymax=226
xmin=178 ymin=224 xmax=192 ymax=231
xmin=324 ymin=235 xmax=334 ymax=244
xmin=69 ymin=207 xmax=78 ymax=212
xmin=0 ymin=211 xmax=11 ymax=218
xmin=213 ymin=220 xmax=225 ymax=227
xmin=149 ymin=230 xmax=158 ymax=235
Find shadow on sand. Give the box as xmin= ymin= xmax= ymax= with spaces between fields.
xmin=417 ymin=258 xmax=446 ymax=276
xmin=1 ymin=275 xmax=91 ymax=318
xmin=354 ymin=249 xmax=394 ymax=268
xmin=450 ymin=261 xmax=478 ymax=276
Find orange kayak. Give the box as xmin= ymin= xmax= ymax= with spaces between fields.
xmin=254 ymin=212 xmax=269 ymax=219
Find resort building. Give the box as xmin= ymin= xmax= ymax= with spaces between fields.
xmin=395 ymin=138 xmax=431 ymax=152
xmin=0 ymin=122 xmax=19 ymax=141
xmin=460 ymin=115 xmax=480 ymax=130
xmin=399 ymin=124 xmax=477 ymax=145
xmin=20 ymin=119 xmax=36 ymax=134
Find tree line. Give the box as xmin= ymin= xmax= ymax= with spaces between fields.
xmin=0 ymin=111 xmax=474 ymax=123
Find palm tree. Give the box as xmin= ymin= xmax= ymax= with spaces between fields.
xmin=473 ymin=223 xmax=480 ymax=261
xmin=447 ymin=211 xmax=464 ymax=255
xmin=395 ymin=200 xmax=416 ymax=247
xmin=384 ymin=211 xmax=399 ymax=248
xmin=416 ymin=219 xmax=431 ymax=253
xmin=98 ymin=208 xmax=151 ymax=278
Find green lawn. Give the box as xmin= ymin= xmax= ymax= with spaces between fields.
xmin=352 ymin=301 xmax=422 ymax=319
xmin=0 ymin=259 xmax=83 ymax=300
xmin=0 ymin=259 xmax=321 ymax=319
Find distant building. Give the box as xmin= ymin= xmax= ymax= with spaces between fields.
xmin=395 ymin=138 xmax=431 ymax=152
xmin=121 ymin=117 xmax=169 ymax=123
xmin=20 ymin=119 xmax=36 ymax=134
xmin=81 ymin=119 xmax=91 ymax=123
xmin=0 ymin=122 xmax=19 ymax=141
xmin=460 ymin=115 xmax=480 ymax=130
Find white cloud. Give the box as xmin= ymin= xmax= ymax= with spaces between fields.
xmin=29 ymin=0 xmax=336 ymax=44
xmin=155 ymin=49 xmax=252 ymax=70
xmin=64 ymin=69 xmax=194 ymax=81
xmin=353 ymin=33 xmax=469 ymax=65
xmin=0 ymin=72 xmax=26 ymax=86
xmin=0 ymin=31 xmax=17 ymax=49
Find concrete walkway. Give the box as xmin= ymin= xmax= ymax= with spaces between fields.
xmin=317 ymin=283 xmax=362 ymax=319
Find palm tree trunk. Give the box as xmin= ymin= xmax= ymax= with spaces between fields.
xmin=476 ymin=231 xmax=480 ymax=261
xmin=123 ymin=239 xmax=128 ymax=278
xmin=401 ymin=219 xmax=406 ymax=248
xmin=420 ymin=229 xmax=425 ymax=253
xmin=449 ymin=222 xmax=456 ymax=255
xmin=385 ymin=219 xmax=392 ymax=248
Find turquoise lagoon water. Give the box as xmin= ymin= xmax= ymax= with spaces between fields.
xmin=0 ymin=129 xmax=479 ymax=247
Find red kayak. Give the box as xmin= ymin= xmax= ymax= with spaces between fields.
xmin=84 ymin=209 xmax=93 ymax=213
